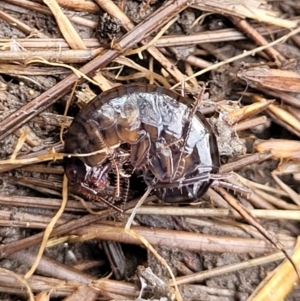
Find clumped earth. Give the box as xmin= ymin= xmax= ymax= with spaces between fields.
xmin=0 ymin=1 xmax=300 ymax=300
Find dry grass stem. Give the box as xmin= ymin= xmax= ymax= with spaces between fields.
xmin=128 ymin=206 xmax=300 ymax=221
xmin=0 ymin=50 xmax=100 ymax=63
xmin=43 ymin=0 xmax=86 ymax=49
xmin=73 ymin=221 xmax=293 ymax=254
xmin=174 ymin=251 xmax=286 ymax=286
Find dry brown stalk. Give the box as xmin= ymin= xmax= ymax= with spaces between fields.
xmin=96 ymin=0 xmax=190 ymax=86
xmin=222 ymin=100 xmax=274 ymax=125
xmin=0 ymin=49 xmax=101 ymax=63
xmin=229 ymin=15 xmax=286 ymax=65
xmin=174 ymin=251 xmax=286 ymax=286
xmin=130 ymin=206 xmax=300 ymax=221
xmin=60 ymin=285 xmax=99 ymax=301
xmin=0 ymin=274 xmax=77 ymax=297
xmin=214 ymin=187 xmax=300 ymax=279
xmin=0 ymin=38 xmax=101 ymax=49
xmin=0 ymin=1 xmax=97 ymax=28
xmin=52 ymin=0 xmax=99 ymax=12
xmin=0 ymin=209 xmax=69 ymax=228
xmin=72 ymin=221 xmax=294 ymax=254
xmin=4 ymin=0 xmax=99 ymax=13
xmin=254 ymin=189 xmax=299 ymax=210
xmin=3 ymin=0 xmax=51 ymax=15
xmin=0 ymin=18 xmax=290 ymax=50
xmin=0 ymin=64 xmax=71 ymax=76
xmin=9 ymin=250 xmax=136 ymax=299
xmin=185 ymin=55 xmax=212 ymax=69
xmin=0 ymin=10 xmax=47 ymax=38
xmin=248 ymin=238 xmax=300 ymax=301
xmin=0 ymin=195 xmax=92 ymax=212
xmin=255 ymin=96 xmax=300 ymax=136
xmin=258 ymin=88 xmax=300 ymax=108
xmin=155 ymin=24 xmax=290 ymax=47
xmin=235 ymin=115 xmax=269 ymax=131
xmin=11 ymin=249 xmax=95 ymax=283
xmin=219 ymin=152 xmax=273 ymax=173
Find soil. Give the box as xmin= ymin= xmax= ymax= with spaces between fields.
xmin=0 ymin=1 xmax=300 ymax=301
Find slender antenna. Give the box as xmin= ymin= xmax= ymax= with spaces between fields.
xmin=81 ymin=188 xmax=123 ymax=213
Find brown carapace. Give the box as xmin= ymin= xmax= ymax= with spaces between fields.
xmin=64 ymin=83 xmax=220 ymax=210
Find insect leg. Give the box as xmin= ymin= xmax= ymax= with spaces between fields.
xmin=130 ymin=130 xmax=151 ymax=168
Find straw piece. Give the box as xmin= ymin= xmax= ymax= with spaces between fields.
xmin=43 ymin=0 xmax=86 ymax=49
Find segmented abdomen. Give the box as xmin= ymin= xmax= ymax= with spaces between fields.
xmin=65 ymin=83 xmax=220 ymax=202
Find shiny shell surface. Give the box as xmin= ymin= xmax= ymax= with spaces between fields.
xmin=65 ymin=83 xmax=220 ymax=204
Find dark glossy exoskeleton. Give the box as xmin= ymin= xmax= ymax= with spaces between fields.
xmin=64 ymin=84 xmax=220 ymax=208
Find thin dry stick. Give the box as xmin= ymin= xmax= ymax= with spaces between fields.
xmin=271 ymin=173 xmax=300 ymax=206
xmin=0 ymin=10 xmax=47 ymax=37
xmin=229 ymin=15 xmax=286 ymax=64
xmin=260 ymin=88 xmax=300 ymax=109
xmin=0 ymin=0 xmax=98 ymax=28
xmin=3 ymin=0 xmax=52 ymax=15
xmin=0 ymin=38 xmax=100 ymax=49
xmin=174 ymin=251 xmax=285 ymax=286
xmin=3 ymin=0 xmax=99 ymax=15
xmin=0 ymin=49 xmax=99 ymax=64
xmin=128 ymin=206 xmax=300 ymax=221
xmin=73 ymin=222 xmax=285 ymax=254
xmin=214 ymin=187 xmax=300 ymax=281
xmin=0 ymin=268 xmax=34 ymax=301
xmin=10 ymin=248 xmax=95 ymax=284
xmin=219 ymin=152 xmax=273 ymax=173
xmin=235 ymin=116 xmax=269 ymax=131
xmin=154 ymin=24 xmax=289 ymax=47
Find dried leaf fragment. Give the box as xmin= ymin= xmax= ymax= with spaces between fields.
xmin=238 ymin=67 xmax=300 ymax=92
xmin=255 ymin=139 xmax=300 ymax=159
xmin=222 ymin=100 xmax=273 ymax=125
